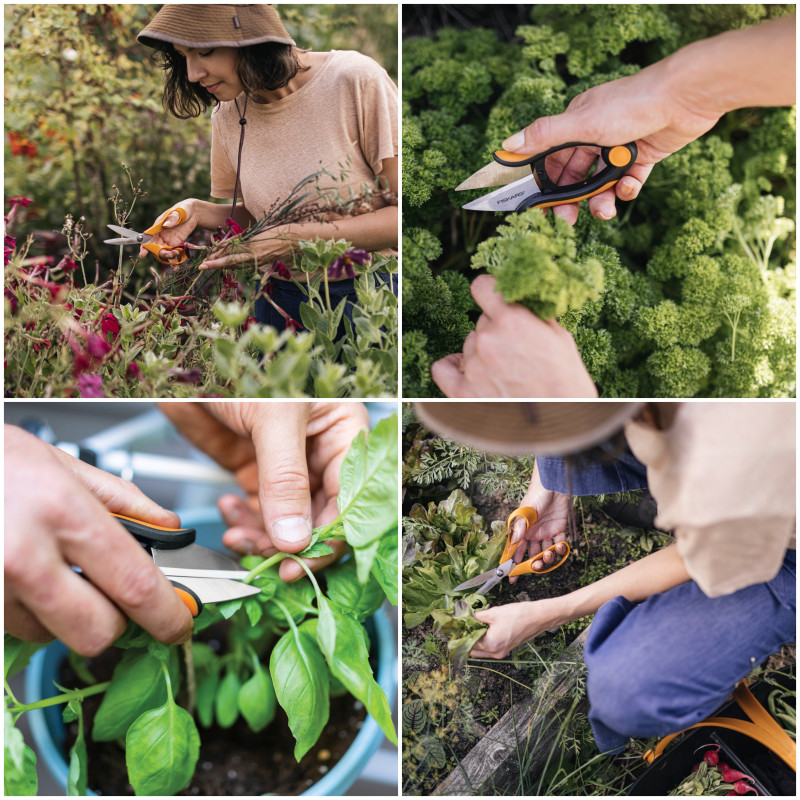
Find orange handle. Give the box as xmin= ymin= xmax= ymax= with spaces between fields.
xmin=143 ymin=206 xmax=188 ymax=265
xmin=509 ymin=541 xmax=571 ymax=576
xmin=502 ymin=507 xmax=538 ymax=562
xmin=170 ymin=582 xmax=202 ymax=618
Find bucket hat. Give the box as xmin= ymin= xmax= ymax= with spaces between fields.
xmin=415 ymin=402 xmax=645 ymax=456
xmin=138 ymin=4 xmax=295 ymax=50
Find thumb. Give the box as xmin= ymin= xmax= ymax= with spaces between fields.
xmin=249 ymin=407 xmax=313 ymax=553
xmin=431 ymin=354 xmax=468 ymax=398
xmin=502 ymin=111 xmax=590 ymax=155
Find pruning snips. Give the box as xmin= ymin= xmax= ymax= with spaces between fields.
xmin=104 ymin=206 xmax=188 ymax=264
xmin=453 ymin=507 xmax=570 ymax=595
xmin=114 ymin=514 xmax=259 ymax=617
xmin=456 ymin=141 xmax=637 ymax=213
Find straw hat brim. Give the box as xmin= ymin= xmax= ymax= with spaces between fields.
xmin=415 ymin=402 xmax=645 ymax=456
xmin=138 ymin=4 xmax=296 ymax=50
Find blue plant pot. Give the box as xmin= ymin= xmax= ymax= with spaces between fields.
xmin=26 ymin=507 xmax=397 ymax=797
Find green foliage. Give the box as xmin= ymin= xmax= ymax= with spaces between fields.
xmin=402 ymin=5 xmax=796 ymax=398
xmin=4 ymin=415 xmax=398 ymax=795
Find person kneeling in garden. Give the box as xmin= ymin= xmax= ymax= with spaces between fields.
xmin=136 ymin=4 xmax=398 ymax=334
xmin=415 ymin=401 xmax=795 ymax=753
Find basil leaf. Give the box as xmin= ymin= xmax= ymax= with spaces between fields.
xmin=217 ymin=598 xmax=244 ymax=619
xmin=262 ymin=577 xmax=316 ymax=626
xmin=93 ymin=649 xmax=179 ymax=742
xmin=326 ymin=558 xmax=385 ymax=621
xmin=3 ymin=634 xmax=41 ymax=681
xmin=306 ymin=604 xmax=397 ymax=745
xmin=237 ymin=662 xmax=276 ymax=733
xmin=270 ymin=625 xmax=329 ymax=760
xmin=113 ymin=622 xmax=153 ymax=650
xmin=215 ymin=670 xmax=241 ymax=728
xmin=337 ymin=415 xmax=398 ymax=559
xmin=125 ymin=697 xmax=200 ymax=796
xmin=4 ymin=701 xmax=37 ymax=795
xmin=65 ymin=700 xmax=88 ymax=797
xmin=244 ymin=597 xmax=263 ymax=626
xmin=196 ymin=670 xmax=219 ymax=729
xmin=297 ymin=541 xmax=335 ymax=559
xmin=371 ymin=526 xmax=399 ymax=605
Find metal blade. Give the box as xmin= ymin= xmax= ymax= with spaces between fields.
xmin=153 ymin=543 xmax=247 ymax=575
xmin=453 ymin=570 xmax=495 ymax=592
xmin=169 ymin=575 xmax=261 ymax=603
xmin=159 ymin=566 xmax=252 ymax=580
xmin=456 ymin=161 xmax=532 ymax=191
xmin=461 ymin=173 xmax=542 ymax=212
xmin=106 ymin=224 xmax=141 ymax=238
xmin=104 ymin=237 xmax=136 ymax=245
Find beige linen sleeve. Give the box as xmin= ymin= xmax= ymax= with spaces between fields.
xmin=354 ymin=60 xmax=398 ymax=177
xmin=210 ymin=107 xmax=237 ymax=200
xmin=625 ymin=403 xmax=795 ymax=597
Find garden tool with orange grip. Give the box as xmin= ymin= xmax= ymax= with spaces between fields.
xmin=104 ymin=206 xmax=190 ymax=265
xmin=112 ymin=513 xmax=259 ymax=617
xmin=453 ymin=506 xmax=570 ymax=595
xmin=456 ymin=141 xmax=638 ymax=212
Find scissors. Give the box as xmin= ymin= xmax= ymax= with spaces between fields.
xmin=456 ymin=141 xmax=638 ymax=213
xmin=113 ymin=513 xmax=260 ymax=617
xmin=104 ymin=206 xmax=189 ymax=265
xmin=453 ymin=507 xmax=570 ymax=595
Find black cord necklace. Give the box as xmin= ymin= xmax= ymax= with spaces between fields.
xmin=231 ymin=94 xmax=249 ymax=222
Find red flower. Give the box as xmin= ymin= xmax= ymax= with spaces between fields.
xmin=8 ymin=197 xmax=33 ymax=208
xmin=8 ymin=132 xmax=38 ymax=158
xmin=4 ymin=234 xmax=15 ymax=265
xmin=273 ymin=261 xmax=291 ymax=280
xmin=286 ymin=317 xmax=303 ymax=334
xmin=171 ymin=368 xmax=201 ymax=383
xmin=243 ymin=316 xmax=257 ymax=330
xmin=56 ymin=255 xmax=78 ymax=271
xmin=4 ymin=288 xmax=18 ymax=313
xmin=76 ymin=374 xmax=105 ymax=398
xmin=101 ymin=312 xmax=120 ymax=340
xmin=224 ymin=218 xmax=244 ymax=235
xmin=126 ymin=361 xmax=143 ymax=380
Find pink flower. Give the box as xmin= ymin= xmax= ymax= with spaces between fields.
xmin=4 ymin=234 xmax=15 ymax=265
xmin=86 ymin=333 xmax=111 ymax=359
xmin=171 ymin=368 xmax=201 ymax=383
xmin=8 ymin=197 xmax=33 ymax=208
xmin=101 ymin=312 xmax=120 ymax=340
xmin=76 ymin=374 xmax=105 ymax=398
xmin=5 ymin=288 xmax=18 ymax=313
xmin=327 ymin=248 xmax=370 ymax=280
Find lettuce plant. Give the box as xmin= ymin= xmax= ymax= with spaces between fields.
xmin=4 ymin=414 xmax=398 ymax=796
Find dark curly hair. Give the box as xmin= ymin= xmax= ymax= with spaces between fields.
xmin=154 ymin=42 xmax=309 ymax=119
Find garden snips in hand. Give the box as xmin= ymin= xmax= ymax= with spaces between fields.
xmin=104 ymin=206 xmax=188 ymax=265
xmin=453 ymin=507 xmax=570 ymax=595
xmin=113 ymin=514 xmax=260 ymax=617
xmin=456 ymin=141 xmax=637 ymax=212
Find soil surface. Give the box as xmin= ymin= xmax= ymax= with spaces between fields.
xmin=60 ymin=627 xmax=367 ymax=796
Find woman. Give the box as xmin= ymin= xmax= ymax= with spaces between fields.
xmin=137 ymin=4 xmax=398 ymax=331
xmin=415 ymin=401 xmax=796 ymax=753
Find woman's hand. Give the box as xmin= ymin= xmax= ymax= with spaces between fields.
xmin=509 ymin=462 xmax=572 ymax=581
xmin=158 ymin=402 xmax=370 ymax=581
xmin=431 ymin=275 xmax=598 ymax=398
xmin=197 ymin=223 xmax=301 ymax=271
xmin=470 ymin=599 xmax=560 ymax=659
xmin=139 ymin=198 xmax=202 ymax=262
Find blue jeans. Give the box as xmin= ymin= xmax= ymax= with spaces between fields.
xmin=537 ymin=449 xmax=796 ymax=752
xmin=537 ymin=445 xmax=648 ymax=496
xmin=584 ymin=550 xmax=796 ymax=752
xmin=254 ymin=272 xmax=396 ymax=339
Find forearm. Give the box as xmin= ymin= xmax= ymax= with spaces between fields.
xmin=666 ymin=14 xmax=796 ymax=117
xmin=549 ymin=543 xmax=691 ymax=626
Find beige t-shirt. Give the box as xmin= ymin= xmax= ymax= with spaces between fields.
xmin=625 ymin=403 xmax=796 ymax=598
xmin=210 ymin=49 xmax=397 ymax=259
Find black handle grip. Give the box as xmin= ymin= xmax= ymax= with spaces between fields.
xmin=493 ymin=141 xmax=638 ymax=212
xmin=112 ymin=513 xmax=196 ymax=550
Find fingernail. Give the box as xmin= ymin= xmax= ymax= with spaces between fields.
xmin=273 ymin=516 xmax=312 ymax=545
xmin=502 ymin=131 xmax=525 ymax=151
xmin=619 ymin=181 xmax=635 ymax=199
xmin=235 ymin=539 xmax=254 ymax=555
